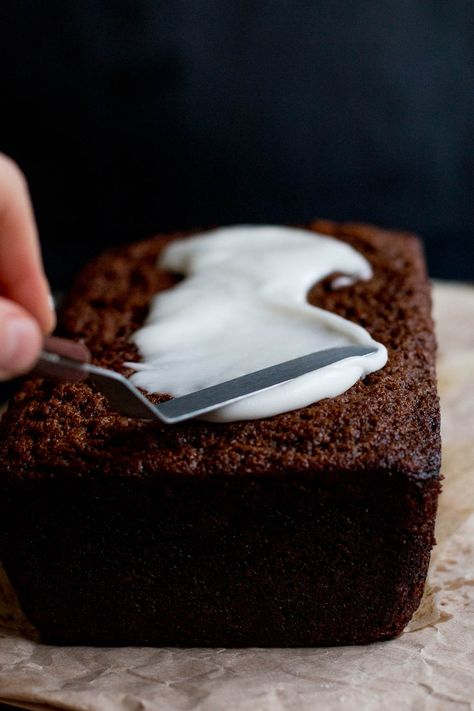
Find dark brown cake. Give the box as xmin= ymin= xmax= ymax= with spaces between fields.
xmin=0 ymin=220 xmax=441 ymax=646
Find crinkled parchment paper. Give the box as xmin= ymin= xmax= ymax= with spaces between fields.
xmin=1 ymin=281 xmax=473 ymax=711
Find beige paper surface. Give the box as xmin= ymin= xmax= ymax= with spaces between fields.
xmin=1 ymin=281 xmax=473 ymax=711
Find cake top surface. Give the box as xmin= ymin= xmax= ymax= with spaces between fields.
xmin=0 ymin=221 xmax=441 ymax=481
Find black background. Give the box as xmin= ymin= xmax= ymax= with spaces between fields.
xmin=0 ymin=0 xmax=473 ymax=288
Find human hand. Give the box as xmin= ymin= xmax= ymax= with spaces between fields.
xmin=0 ymin=154 xmax=56 ymax=380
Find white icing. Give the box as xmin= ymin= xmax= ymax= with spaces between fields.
xmin=127 ymin=225 xmax=387 ymax=422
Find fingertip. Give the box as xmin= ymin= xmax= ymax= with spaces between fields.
xmin=0 ymin=312 xmax=42 ymax=380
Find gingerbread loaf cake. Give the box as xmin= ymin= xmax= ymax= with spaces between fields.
xmin=0 ymin=220 xmax=441 ymax=646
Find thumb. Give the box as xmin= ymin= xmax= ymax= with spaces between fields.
xmin=0 ymin=297 xmax=42 ymax=381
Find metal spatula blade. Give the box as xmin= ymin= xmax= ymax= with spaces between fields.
xmin=34 ymin=338 xmax=376 ymax=423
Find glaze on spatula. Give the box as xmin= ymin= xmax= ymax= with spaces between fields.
xmin=32 ymin=338 xmax=375 ymax=423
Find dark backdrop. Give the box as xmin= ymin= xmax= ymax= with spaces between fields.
xmin=0 ymin=0 xmax=473 ymax=288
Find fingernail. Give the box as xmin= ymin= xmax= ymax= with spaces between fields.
xmin=1 ymin=317 xmax=41 ymax=373
xmin=47 ymin=292 xmax=57 ymax=332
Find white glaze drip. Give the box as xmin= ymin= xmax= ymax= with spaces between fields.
xmin=127 ymin=225 xmax=387 ymax=422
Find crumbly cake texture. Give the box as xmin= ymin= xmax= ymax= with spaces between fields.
xmin=0 ymin=221 xmax=441 ymax=646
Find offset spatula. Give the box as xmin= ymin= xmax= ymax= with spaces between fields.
xmin=33 ymin=336 xmax=376 ymax=424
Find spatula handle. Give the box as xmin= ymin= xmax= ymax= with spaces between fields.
xmin=33 ymin=336 xmax=91 ymax=382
